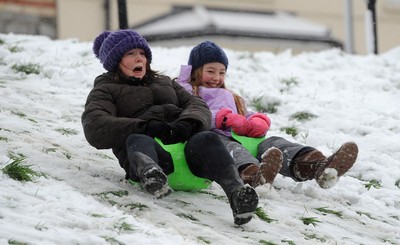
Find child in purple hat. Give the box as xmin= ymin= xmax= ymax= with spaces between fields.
xmin=82 ymin=30 xmax=259 ymax=225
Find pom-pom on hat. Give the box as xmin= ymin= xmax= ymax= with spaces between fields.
xmin=188 ymin=41 xmax=228 ymax=71
xmin=93 ymin=29 xmax=152 ymax=72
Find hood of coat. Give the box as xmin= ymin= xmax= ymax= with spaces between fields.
xmin=93 ymin=71 xmax=147 ymax=87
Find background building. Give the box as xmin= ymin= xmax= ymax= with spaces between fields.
xmin=1 ymin=0 xmax=399 ymax=54
xmin=0 ymin=0 xmax=56 ymax=38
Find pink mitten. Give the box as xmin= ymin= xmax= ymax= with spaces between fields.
xmin=216 ymin=108 xmax=249 ymax=135
xmin=246 ymin=113 xmax=271 ymax=137
xmin=226 ymin=114 xmax=249 ymax=135
xmin=216 ymin=108 xmax=233 ymax=129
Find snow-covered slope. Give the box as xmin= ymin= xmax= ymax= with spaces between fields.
xmin=1 ymin=33 xmax=399 ymax=245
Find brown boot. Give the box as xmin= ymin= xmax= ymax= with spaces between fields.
xmin=239 ymin=164 xmax=262 ymax=188
xmin=293 ymin=149 xmax=326 ymax=181
xmin=316 ymin=142 xmax=358 ymax=189
xmin=259 ymin=147 xmax=283 ymax=184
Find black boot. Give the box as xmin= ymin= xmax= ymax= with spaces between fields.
xmin=141 ymin=167 xmax=172 ymax=198
xmin=129 ymin=151 xmax=172 ymax=198
xmin=219 ymin=165 xmax=259 ymax=225
xmin=228 ymin=185 xmax=259 ymax=225
xmin=184 ymin=132 xmax=258 ymax=225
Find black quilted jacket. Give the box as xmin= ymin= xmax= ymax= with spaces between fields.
xmin=82 ymin=71 xmax=211 ymax=173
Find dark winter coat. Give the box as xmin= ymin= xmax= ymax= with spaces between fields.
xmin=82 ymin=71 xmax=211 ymax=173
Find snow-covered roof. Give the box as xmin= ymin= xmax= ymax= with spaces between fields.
xmin=133 ymin=5 xmax=342 ymax=50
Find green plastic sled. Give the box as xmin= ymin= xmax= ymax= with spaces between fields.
xmin=155 ymin=133 xmax=266 ymax=191
xmin=231 ymin=132 xmax=266 ymax=157
xmin=155 ymin=138 xmax=212 ymax=191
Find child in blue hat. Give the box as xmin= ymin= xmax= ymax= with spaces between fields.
xmin=178 ymin=41 xmax=359 ymax=189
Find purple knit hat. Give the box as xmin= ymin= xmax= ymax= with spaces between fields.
xmin=93 ymin=29 xmax=152 ymax=72
xmin=188 ymin=41 xmax=228 ymax=71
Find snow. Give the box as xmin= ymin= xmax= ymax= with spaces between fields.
xmin=1 ymin=32 xmax=400 ymax=245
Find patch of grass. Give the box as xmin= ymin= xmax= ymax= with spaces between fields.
xmin=89 ymin=213 xmax=106 ymax=218
xmin=123 ymin=202 xmax=149 ymax=211
xmin=98 ymin=190 xmax=129 ymax=197
xmin=365 ymin=179 xmax=381 ymax=190
xmin=106 ymin=199 xmax=118 ymax=206
xmin=281 ymin=126 xmax=299 ymax=137
xmin=96 ymin=153 xmax=115 ymax=160
xmin=9 ymin=45 xmax=23 ymax=53
xmin=300 ymin=217 xmax=321 ymax=226
xmin=255 ymin=207 xmax=277 ymax=223
xmin=175 ymin=199 xmax=192 ymax=206
xmin=0 ymin=39 xmax=4 ymax=45
xmin=197 ymin=190 xmax=226 ymax=201
xmin=304 ymin=233 xmax=326 ymax=242
xmin=315 ymin=207 xmax=343 ymax=218
xmin=10 ymin=111 xmax=37 ymax=123
xmin=0 ymin=136 xmax=9 ymax=142
xmin=281 ymin=240 xmax=296 ymax=245
xmin=280 ymin=77 xmax=299 ymax=93
xmin=11 ymin=111 xmax=26 ymax=118
xmin=356 ymin=211 xmax=377 ymax=220
xmin=8 ymin=151 xmax=26 ymax=160
xmin=177 ymin=212 xmax=199 ymax=221
xmin=250 ymin=96 xmax=280 ymax=114
xmin=103 ymin=236 xmax=124 ymax=245
xmin=55 ymin=127 xmax=79 ymax=136
xmin=1 ymin=155 xmax=41 ymax=182
xmin=264 ymin=102 xmax=280 ymax=114
xmin=43 ymin=147 xmax=58 ymax=154
xmin=281 ymin=77 xmax=299 ymax=87
xmin=197 ymin=236 xmax=211 ymax=244
xmin=259 ymin=240 xmax=277 ymax=245
xmin=390 ymin=215 xmax=399 ymax=221
xmin=12 ymin=63 xmax=41 ymax=75
xmin=8 ymin=239 xmax=28 ymax=245
xmin=379 ymin=237 xmax=398 ymax=244
xmin=250 ymin=97 xmax=263 ymax=112
xmin=34 ymin=222 xmax=48 ymax=231
xmin=94 ymin=189 xmax=149 ymax=212
xmin=28 ymin=118 xmax=38 ymax=123
xmin=290 ymin=111 xmax=317 ymax=122
xmin=42 ymin=147 xmax=71 ymax=159
xmin=63 ymin=151 xmax=72 ymax=159
xmin=115 ymin=221 xmax=135 ymax=232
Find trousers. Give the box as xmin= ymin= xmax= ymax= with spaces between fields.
xmin=126 ymin=131 xmax=244 ymax=195
xmin=257 ymin=136 xmax=314 ymax=180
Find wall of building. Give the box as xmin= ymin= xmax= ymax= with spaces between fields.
xmin=0 ymin=0 xmax=56 ymax=38
xmin=1 ymin=0 xmax=399 ymax=54
xmin=58 ymin=0 xmax=400 ymax=54
xmin=56 ymin=0 xmax=105 ymax=41
xmin=269 ymin=0 xmax=400 ymax=54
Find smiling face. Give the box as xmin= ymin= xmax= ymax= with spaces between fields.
xmin=199 ymin=62 xmax=226 ymax=88
xmin=119 ymin=48 xmax=147 ymax=79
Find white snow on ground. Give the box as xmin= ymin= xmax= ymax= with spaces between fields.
xmin=0 ymin=33 xmax=400 ymax=245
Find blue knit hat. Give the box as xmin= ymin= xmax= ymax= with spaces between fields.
xmin=188 ymin=41 xmax=228 ymax=71
xmin=93 ymin=29 xmax=152 ymax=72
